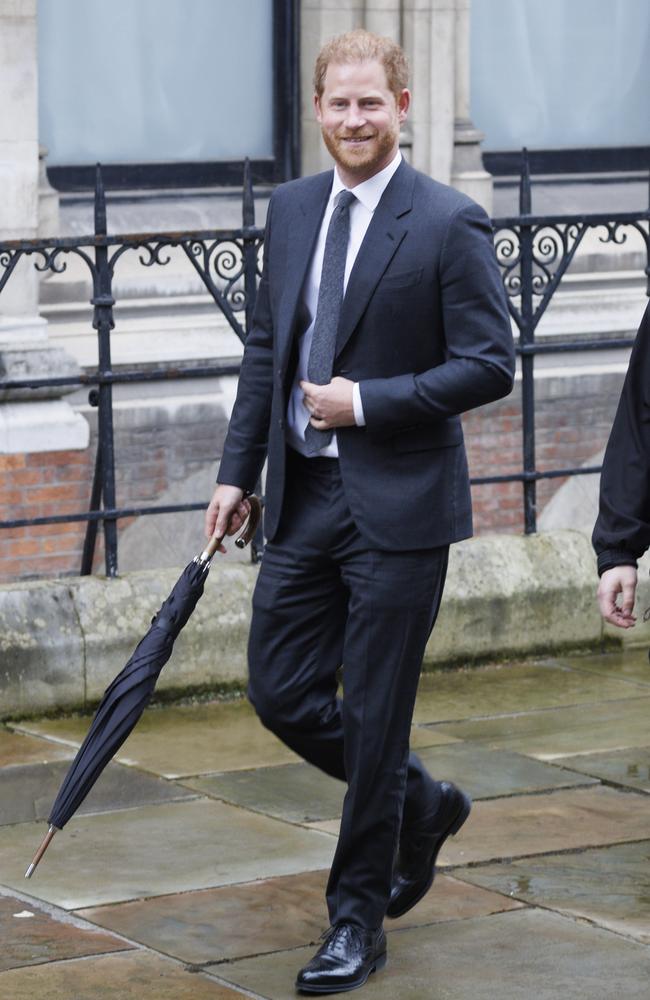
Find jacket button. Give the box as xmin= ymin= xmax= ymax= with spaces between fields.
xmin=278 ymin=417 xmax=284 ymax=429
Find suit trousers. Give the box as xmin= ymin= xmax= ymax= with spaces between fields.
xmin=247 ymin=448 xmax=449 ymax=929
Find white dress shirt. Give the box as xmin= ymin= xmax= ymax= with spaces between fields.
xmin=286 ymin=151 xmax=403 ymax=457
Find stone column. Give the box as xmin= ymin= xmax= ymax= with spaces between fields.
xmin=450 ymin=0 xmax=493 ymax=212
xmin=403 ymin=0 xmax=456 ymax=184
xmin=0 ymin=0 xmax=86 ymax=453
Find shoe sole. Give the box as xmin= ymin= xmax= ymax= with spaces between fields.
xmin=295 ymin=951 xmax=387 ymax=994
xmin=386 ymin=791 xmax=472 ymax=920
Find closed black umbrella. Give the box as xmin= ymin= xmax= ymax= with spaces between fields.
xmin=25 ymin=498 xmax=261 ymax=878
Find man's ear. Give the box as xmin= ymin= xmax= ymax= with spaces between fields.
xmin=314 ymin=92 xmax=323 ymax=123
xmin=398 ymin=88 xmax=411 ymax=123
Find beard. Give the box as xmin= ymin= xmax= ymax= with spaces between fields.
xmin=321 ymin=122 xmax=399 ymax=178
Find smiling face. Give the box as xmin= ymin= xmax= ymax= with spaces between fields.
xmin=314 ymin=59 xmax=410 ymax=188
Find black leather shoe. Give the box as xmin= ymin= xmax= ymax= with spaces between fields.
xmin=295 ymin=923 xmax=386 ymax=994
xmin=387 ymin=781 xmax=472 ymax=919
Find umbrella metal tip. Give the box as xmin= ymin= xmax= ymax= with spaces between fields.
xmin=24 ymin=863 xmax=35 ymax=879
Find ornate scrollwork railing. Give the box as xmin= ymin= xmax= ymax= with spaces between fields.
xmin=493 ymin=215 xmax=649 ymax=332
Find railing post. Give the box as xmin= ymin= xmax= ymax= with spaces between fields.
xmin=92 ymin=164 xmax=119 ymax=576
xmin=519 ymin=148 xmax=537 ymax=534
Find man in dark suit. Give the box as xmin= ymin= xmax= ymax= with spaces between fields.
xmin=593 ymin=302 xmax=650 ymax=628
xmin=206 ymin=29 xmax=515 ymax=994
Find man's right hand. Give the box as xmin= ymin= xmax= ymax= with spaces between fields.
xmin=204 ymin=484 xmax=250 ymax=553
xmin=597 ymin=565 xmax=638 ymax=628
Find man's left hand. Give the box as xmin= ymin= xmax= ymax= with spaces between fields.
xmin=301 ymin=377 xmax=356 ymax=429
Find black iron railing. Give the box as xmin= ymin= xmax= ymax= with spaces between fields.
xmin=1 ymin=151 xmax=649 ymax=574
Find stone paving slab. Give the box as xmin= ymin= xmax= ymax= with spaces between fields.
xmin=310 ymin=786 xmax=650 ymax=866
xmin=0 ymin=760 xmax=197 ymax=826
xmin=0 ymin=890 xmax=132 ymax=973
xmin=409 ymin=726 xmax=461 ymax=749
xmin=552 ymin=747 xmax=650 ymax=793
xmin=14 ymin=700 xmax=299 ymax=778
xmin=216 ymin=908 xmax=650 ymax=1000
xmin=0 ymin=949 xmax=247 ymax=999
xmin=429 ymin=696 xmax=650 ymax=758
xmin=414 ymin=743 xmax=598 ymax=799
xmin=183 ymin=746 xmax=597 ymax=826
xmin=0 ymin=799 xmax=335 ymax=910
xmin=455 ymin=841 xmax=650 ymax=944
xmin=78 ymin=869 xmax=523 ymax=965
xmin=0 ymin=728 xmax=74 ymax=768
xmin=549 ymin=648 xmax=650 ymax=687
xmin=413 ymin=660 xmax=647 ymax=724
xmin=182 ymin=762 xmax=345 ymax=824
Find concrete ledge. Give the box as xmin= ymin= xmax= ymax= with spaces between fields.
xmin=1 ymin=530 xmax=646 ymax=719
xmin=427 ymin=530 xmax=601 ymax=665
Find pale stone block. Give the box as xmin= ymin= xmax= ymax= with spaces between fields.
xmin=38 ymin=148 xmax=60 ymax=238
xmin=450 ymin=161 xmax=494 ymax=213
xmin=0 ymin=18 xmax=37 ymax=145
xmin=0 ymin=400 xmax=89 ymax=453
xmin=427 ymin=530 xmax=602 ymax=665
xmin=320 ymin=5 xmax=361 ymax=37
xmin=404 ymin=0 xmax=457 ymax=10
xmin=429 ymin=4 xmax=455 ymax=183
xmin=0 ymin=578 xmax=85 ymax=717
xmin=0 ymin=154 xmax=39 ymax=232
xmin=0 ymin=0 xmax=37 ymax=18
xmin=454 ymin=0 xmax=470 ymax=119
xmin=402 ymin=7 xmax=432 ymax=174
xmin=0 ymin=314 xmax=48 ymax=346
xmin=365 ymin=0 xmax=401 ymax=10
xmin=364 ymin=9 xmax=401 ymax=38
xmin=0 ymin=259 xmax=39 ymax=320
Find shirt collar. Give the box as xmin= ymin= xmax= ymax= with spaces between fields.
xmin=331 ymin=150 xmax=402 ymax=211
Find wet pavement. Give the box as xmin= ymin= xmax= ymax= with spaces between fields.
xmin=1 ymin=648 xmax=649 ymax=998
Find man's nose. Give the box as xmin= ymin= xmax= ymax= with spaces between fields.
xmin=344 ymin=105 xmax=366 ymax=129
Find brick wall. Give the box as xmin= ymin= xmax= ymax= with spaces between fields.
xmin=0 ymin=368 xmax=625 ymax=584
xmin=465 ymin=371 xmax=623 ymax=535
xmin=0 ymin=451 xmax=93 ymax=583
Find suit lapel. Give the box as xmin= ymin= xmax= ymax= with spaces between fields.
xmin=277 ymin=172 xmax=332 ymax=366
xmin=336 ymin=160 xmax=415 ymax=358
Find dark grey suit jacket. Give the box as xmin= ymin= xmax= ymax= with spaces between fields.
xmin=218 ymin=159 xmax=515 ymax=550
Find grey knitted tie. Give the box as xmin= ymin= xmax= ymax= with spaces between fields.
xmin=304 ymin=189 xmax=355 ymax=455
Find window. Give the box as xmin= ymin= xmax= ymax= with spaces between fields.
xmin=39 ymin=0 xmax=299 ymax=188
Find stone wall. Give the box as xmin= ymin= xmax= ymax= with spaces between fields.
xmin=2 ymin=529 xmax=648 ymax=720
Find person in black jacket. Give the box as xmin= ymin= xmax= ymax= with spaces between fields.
xmin=593 ymin=302 xmax=650 ymax=627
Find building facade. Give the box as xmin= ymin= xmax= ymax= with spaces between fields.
xmin=1 ymin=0 xmax=649 ymax=582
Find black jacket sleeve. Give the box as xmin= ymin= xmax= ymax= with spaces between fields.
xmin=592 ymin=302 xmax=650 ymax=575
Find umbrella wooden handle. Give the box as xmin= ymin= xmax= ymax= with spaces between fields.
xmin=235 ymin=494 xmax=262 ymax=549
xmin=25 ymin=825 xmax=58 ymax=878
xmin=201 ymin=495 xmax=261 ymax=561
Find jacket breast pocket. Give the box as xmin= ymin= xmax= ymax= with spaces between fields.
xmin=376 ymin=267 xmax=423 ymax=292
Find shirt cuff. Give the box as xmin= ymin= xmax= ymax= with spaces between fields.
xmin=352 ymin=382 xmax=366 ymax=426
